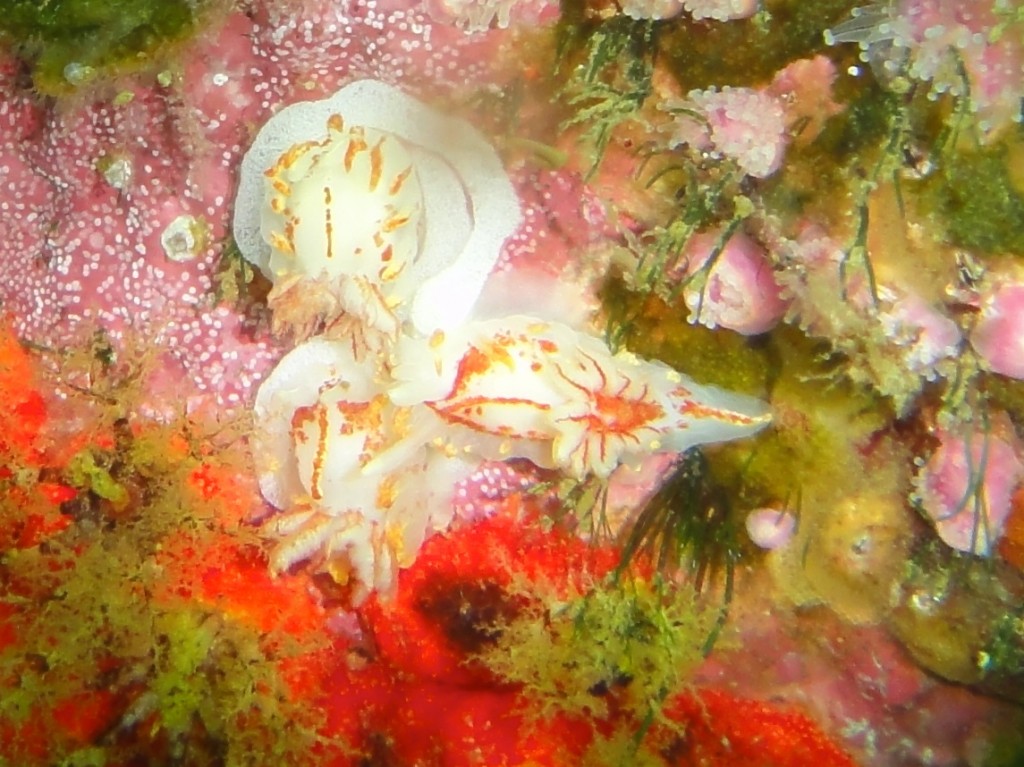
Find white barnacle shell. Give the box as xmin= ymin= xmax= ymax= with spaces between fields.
xmin=234 ymin=79 xmax=521 ymax=335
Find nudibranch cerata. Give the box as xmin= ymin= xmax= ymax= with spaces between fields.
xmin=233 ymin=79 xmax=521 ymax=342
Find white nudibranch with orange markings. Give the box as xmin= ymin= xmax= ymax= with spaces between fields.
xmin=389 ymin=316 xmax=773 ymax=479
xmin=233 ymin=79 xmax=522 ymax=343
xmin=252 ymin=337 xmax=475 ymax=602
xmin=258 ymin=116 xmax=425 ymax=341
xmin=253 ymin=322 xmax=771 ymax=600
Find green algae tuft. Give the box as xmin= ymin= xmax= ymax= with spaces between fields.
xmin=478 ymin=575 xmax=716 ymax=724
xmin=0 ymin=343 xmax=331 ymax=766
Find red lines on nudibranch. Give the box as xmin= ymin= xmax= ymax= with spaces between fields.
xmin=391 ymin=316 xmax=772 ymax=480
xmin=675 ymin=398 xmax=771 ymax=427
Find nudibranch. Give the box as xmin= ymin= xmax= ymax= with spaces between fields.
xmin=243 ymin=83 xmax=771 ymax=602
xmin=253 ymin=337 xmax=473 ymax=601
xmin=389 ymin=316 xmax=772 ymax=479
xmin=233 ymin=79 xmax=521 ymax=340
xmin=252 ymin=317 xmax=771 ymax=598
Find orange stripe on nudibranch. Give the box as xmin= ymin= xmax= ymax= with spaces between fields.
xmin=368 ymin=139 xmax=384 ymax=192
xmin=379 ymin=259 xmax=405 ymax=282
xmin=431 ymin=396 xmax=551 ymax=436
xmin=290 ymin=406 xmax=316 ymax=445
xmin=308 ymin=404 xmax=329 ymax=501
xmin=449 ymin=346 xmax=494 ymax=397
xmin=277 ymin=140 xmax=318 ymax=170
xmin=344 ymin=129 xmax=368 ymax=172
xmin=676 ymin=400 xmax=766 ymax=425
xmin=268 ymin=231 xmax=294 ymax=255
xmin=323 ymin=185 xmax=334 ymax=259
xmin=389 ymin=165 xmax=413 ymax=196
xmin=284 ymin=218 xmax=299 ymax=250
xmin=381 ymin=213 xmax=411 ymax=233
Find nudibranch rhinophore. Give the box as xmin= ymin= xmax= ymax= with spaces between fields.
xmin=390 ymin=316 xmax=772 ymax=479
xmin=233 ymin=79 xmax=521 ymax=341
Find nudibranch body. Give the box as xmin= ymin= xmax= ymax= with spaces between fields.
xmin=391 ymin=316 xmax=772 ymax=479
xmin=259 ymin=115 xmax=424 ymax=342
xmin=234 ymin=79 xmax=521 ymax=340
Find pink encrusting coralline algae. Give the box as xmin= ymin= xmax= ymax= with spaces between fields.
xmin=0 ymin=55 xmax=280 ymax=408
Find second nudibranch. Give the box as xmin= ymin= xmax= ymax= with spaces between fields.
xmin=389 ymin=316 xmax=772 ymax=479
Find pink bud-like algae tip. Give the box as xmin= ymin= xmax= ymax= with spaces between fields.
xmin=970 ymin=282 xmax=1024 ymax=380
xmin=667 ymin=86 xmax=788 ymax=179
xmin=680 ymin=229 xmax=789 ymax=335
xmin=745 ymin=508 xmax=797 ymax=550
xmin=914 ymin=420 xmax=1024 ymax=556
